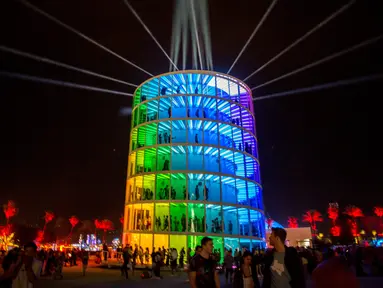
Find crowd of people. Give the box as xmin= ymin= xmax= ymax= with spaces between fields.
xmin=2 ymin=227 xmax=383 ymax=287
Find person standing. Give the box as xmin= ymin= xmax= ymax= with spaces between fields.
xmin=189 ymin=237 xmax=220 ymax=288
xmin=242 ymin=251 xmax=258 ymax=288
xmin=262 ymin=228 xmax=305 ymax=288
xmin=12 ymin=242 xmax=42 ymax=288
xmin=102 ymin=243 xmax=108 ymax=262
xmin=224 ymin=250 xmax=234 ymax=285
xmin=121 ymin=245 xmax=131 ymax=279
xmin=81 ymin=249 xmax=89 ymax=276
xmin=171 ymin=248 xmax=178 ymax=275
xmin=152 ymin=251 xmax=162 ymax=279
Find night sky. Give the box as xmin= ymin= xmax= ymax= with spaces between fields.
xmin=0 ymin=0 xmax=382 ymax=227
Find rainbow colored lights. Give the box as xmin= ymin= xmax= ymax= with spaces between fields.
xmin=124 ymin=70 xmax=266 ymax=260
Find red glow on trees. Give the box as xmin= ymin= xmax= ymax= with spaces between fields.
xmin=35 ymin=230 xmax=44 ymax=243
xmin=43 ymin=211 xmax=55 ymax=233
xmin=344 ymin=205 xmax=364 ymax=219
xmin=287 ymin=217 xmax=299 ymax=228
xmin=266 ymin=218 xmax=273 ymax=230
xmin=95 ymin=219 xmax=114 ymax=242
xmin=374 ymin=207 xmax=383 ymax=218
xmin=330 ymin=226 xmax=341 ymax=236
xmin=68 ymin=216 xmax=80 ymax=243
xmin=302 ymin=210 xmax=323 ymax=235
xmin=3 ymin=201 xmax=18 ymax=224
xmin=328 ymin=207 xmax=339 ymax=223
xmin=69 ymin=216 xmax=80 ymax=228
xmin=0 ymin=225 xmax=12 ymax=237
xmin=374 ymin=206 xmax=383 ymax=233
xmin=344 ymin=205 xmax=363 ymax=236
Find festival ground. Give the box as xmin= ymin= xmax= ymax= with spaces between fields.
xmin=36 ymin=264 xmax=383 ymax=288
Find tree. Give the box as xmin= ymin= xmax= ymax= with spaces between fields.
xmin=330 ymin=226 xmax=340 ymax=236
xmin=302 ymin=210 xmax=323 ymax=235
xmin=3 ymin=200 xmax=18 ymax=225
xmin=327 ymin=205 xmax=339 ymax=224
xmin=43 ymin=211 xmax=55 ymax=233
xmin=328 ymin=203 xmax=339 ymax=238
xmin=94 ymin=219 xmax=114 ymax=242
xmin=344 ymin=205 xmax=363 ymax=236
xmin=68 ymin=216 xmax=80 ymax=243
xmin=374 ymin=206 xmax=383 ymax=233
xmin=35 ymin=230 xmax=44 ymax=243
xmin=287 ymin=217 xmax=298 ymax=228
xmin=374 ymin=206 xmax=383 ymax=218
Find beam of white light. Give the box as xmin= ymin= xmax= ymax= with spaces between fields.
xmin=170 ymin=0 xmax=181 ymax=71
xmin=251 ymin=34 xmax=383 ymax=91
xmin=244 ymin=0 xmax=356 ymax=82
xmin=19 ymin=0 xmax=153 ymax=77
xmin=123 ymin=0 xmax=178 ymax=71
xmin=252 ymin=74 xmax=383 ymax=101
xmin=198 ymin=0 xmax=213 ymax=70
xmin=0 ymin=71 xmax=134 ymax=97
xmin=0 ymin=45 xmax=138 ymax=88
xmin=227 ymin=0 xmax=278 ymax=74
xmin=190 ymin=0 xmax=204 ymax=70
xmin=181 ymin=1 xmax=189 ymax=70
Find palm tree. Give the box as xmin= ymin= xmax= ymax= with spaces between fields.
xmin=302 ymin=210 xmax=323 ymax=235
xmin=43 ymin=211 xmax=55 ymax=232
xmin=344 ymin=205 xmax=363 ymax=236
xmin=68 ymin=216 xmax=80 ymax=243
xmin=3 ymin=200 xmax=18 ymax=225
xmin=94 ymin=219 xmax=114 ymax=242
xmin=374 ymin=206 xmax=383 ymax=229
xmin=287 ymin=217 xmax=298 ymax=228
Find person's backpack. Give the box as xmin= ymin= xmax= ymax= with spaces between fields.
xmin=232 ymin=267 xmax=244 ymax=288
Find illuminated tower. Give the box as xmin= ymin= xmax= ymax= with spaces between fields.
xmin=123 ymin=70 xmax=265 ymax=259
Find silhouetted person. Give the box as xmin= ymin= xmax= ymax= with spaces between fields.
xmin=195 ymin=109 xmax=199 ymax=117
xmin=176 ymin=86 xmax=181 ymax=93
xmin=195 ymin=87 xmax=198 ymax=94
xmin=195 ymin=185 xmax=200 ymax=200
xmin=163 ymin=159 xmax=169 ymax=170
xmin=204 ymin=185 xmax=209 ymax=200
xmin=168 ymin=107 xmax=171 ymax=118
xmin=195 ymin=133 xmax=199 ymax=144
xmin=187 ymin=108 xmax=190 ymax=117
xmin=161 ymin=87 xmax=167 ymax=95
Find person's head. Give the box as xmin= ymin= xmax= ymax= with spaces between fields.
xmin=195 ymin=245 xmax=202 ymax=255
xmin=243 ymin=251 xmax=252 ymax=265
xmin=201 ymin=237 xmax=213 ymax=254
xmin=24 ymin=242 xmax=37 ymax=257
xmin=269 ymin=228 xmax=287 ymax=247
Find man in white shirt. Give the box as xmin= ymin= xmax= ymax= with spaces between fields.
xmin=12 ymin=242 xmax=42 ymax=288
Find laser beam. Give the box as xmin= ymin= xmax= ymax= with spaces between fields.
xmin=0 ymin=71 xmax=134 ymax=97
xmin=0 ymin=45 xmax=138 ymax=88
xmin=227 ymin=0 xmax=278 ymax=74
xmin=123 ymin=0 xmax=178 ymax=71
xmin=251 ymin=34 xmax=383 ymax=91
xmin=244 ymin=0 xmax=356 ymax=82
xmin=19 ymin=0 xmax=153 ymax=77
xmin=190 ymin=0 xmax=204 ymax=70
xmin=252 ymin=74 xmax=383 ymax=101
